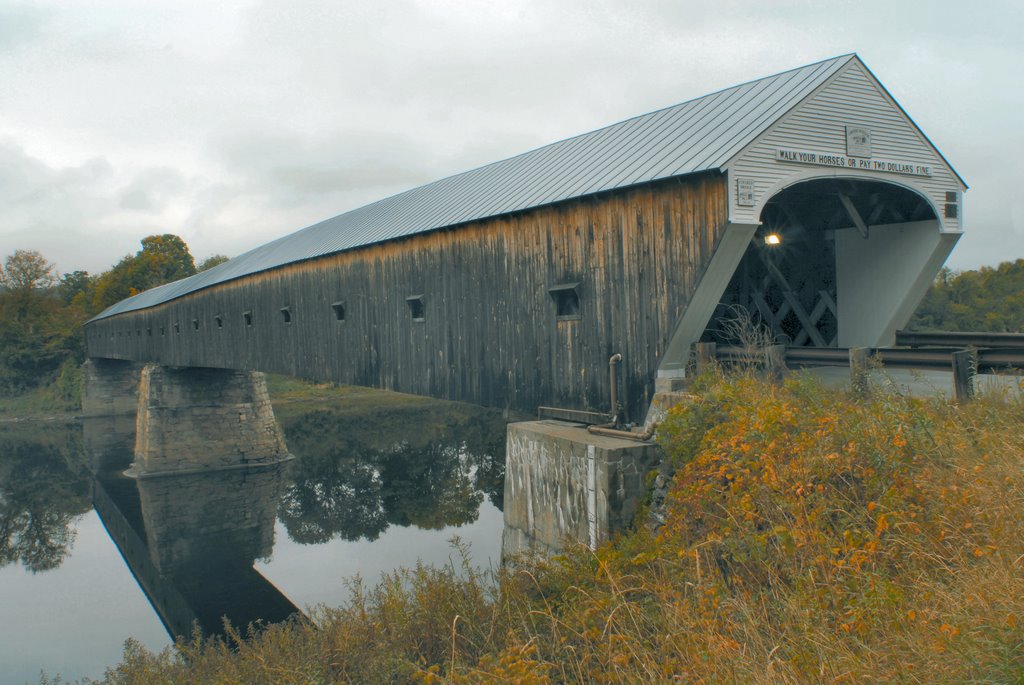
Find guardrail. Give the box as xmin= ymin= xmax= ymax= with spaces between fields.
xmin=698 ymin=331 xmax=1024 ymax=402
xmin=771 ymin=346 xmax=1024 ymax=373
xmin=894 ymin=330 xmax=1024 ymax=350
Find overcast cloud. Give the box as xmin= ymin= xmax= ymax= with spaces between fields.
xmin=0 ymin=0 xmax=1020 ymax=275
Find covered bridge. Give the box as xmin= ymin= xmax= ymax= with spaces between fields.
xmin=84 ymin=54 xmax=965 ymax=420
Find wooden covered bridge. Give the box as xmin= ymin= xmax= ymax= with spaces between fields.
xmin=84 ymin=54 xmax=965 ymax=422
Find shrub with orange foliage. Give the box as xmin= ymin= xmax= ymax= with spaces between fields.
xmin=649 ymin=371 xmax=1024 ymax=681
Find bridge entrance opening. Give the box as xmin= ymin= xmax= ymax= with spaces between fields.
xmin=705 ymin=178 xmax=939 ymax=348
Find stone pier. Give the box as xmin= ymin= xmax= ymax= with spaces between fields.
xmin=502 ymin=421 xmax=661 ymax=558
xmin=133 ymin=365 xmax=289 ymax=475
xmin=81 ymin=358 xmax=143 ymax=416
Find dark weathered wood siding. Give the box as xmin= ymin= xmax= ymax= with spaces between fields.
xmin=86 ymin=173 xmax=728 ymax=418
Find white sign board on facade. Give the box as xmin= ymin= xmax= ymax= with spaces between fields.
xmin=774 ymin=147 xmax=933 ymax=178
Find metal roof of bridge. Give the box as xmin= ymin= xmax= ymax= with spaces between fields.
xmin=92 ymin=54 xmax=855 ymax=320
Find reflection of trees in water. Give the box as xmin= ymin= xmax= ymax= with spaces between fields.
xmin=0 ymin=425 xmax=91 ymax=573
xmin=380 ymin=440 xmax=481 ymax=530
xmin=278 ymin=437 xmax=387 ymax=543
xmin=278 ymin=406 xmax=507 ymax=545
xmin=458 ymin=413 xmax=507 ymax=511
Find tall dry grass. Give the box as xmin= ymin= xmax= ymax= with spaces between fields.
xmin=85 ymin=371 xmax=1024 ymax=684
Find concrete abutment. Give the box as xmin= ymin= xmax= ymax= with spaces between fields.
xmin=502 ymin=420 xmax=662 ymax=558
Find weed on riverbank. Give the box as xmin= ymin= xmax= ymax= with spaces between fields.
xmin=80 ymin=371 xmax=1024 ymax=684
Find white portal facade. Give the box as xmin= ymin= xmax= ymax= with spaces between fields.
xmin=662 ymin=55 xmax=965 ymax=373
xmin=725 ymin=58 xmax=963 ymax=231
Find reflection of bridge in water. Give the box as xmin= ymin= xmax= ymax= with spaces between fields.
xmin=76 ymin=395 xmax=509 ymax=640
xmin=0 ymin=394 xmax=508 ymax=683
xmin=83 ymin=417 xmax=301 ymax=640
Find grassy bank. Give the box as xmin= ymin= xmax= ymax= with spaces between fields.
xmin=0 ymin=360 xmax=82 ymax=419
xmin=58 ymin=371 xmax=1024 ymax=683
xmin=0 ymin=367 xmax=466 ymax=421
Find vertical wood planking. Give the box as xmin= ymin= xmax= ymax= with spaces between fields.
xmin=85 ymin=174 xmax=729 ymax=418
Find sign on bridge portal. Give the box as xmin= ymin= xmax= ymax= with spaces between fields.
xmin=774 ymin=147 xmax=933 ymax=178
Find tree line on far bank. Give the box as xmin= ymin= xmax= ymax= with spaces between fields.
xmin=0 ymin=235 xmax=226 ymax=401
xmin=0 ymin=239 xmax=1021 ymax=406
xmin=907 ymin=260 xmax=1024 ymax=333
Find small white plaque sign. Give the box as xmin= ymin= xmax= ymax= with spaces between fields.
xmin=736 ymin=177 xmax=755 ymax=206
xmin=846 ymin=126 xmax=872 ymax=158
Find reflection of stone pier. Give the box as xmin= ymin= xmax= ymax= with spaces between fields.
xmin=94 ymin=459 xmax=299 ymax=640
xmin=136 ymin=462 xmax=298 ymax=635
xmin=92 ymin=478 xmax=198 ymax=640
xmin=137 ymin=465 xmax=281 ymax=576
xmin=81 ymin=414 xmax=137 ymax=475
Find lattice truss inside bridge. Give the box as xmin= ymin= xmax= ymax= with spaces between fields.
xmin=707 ymin=178 xmax=937 ymax=347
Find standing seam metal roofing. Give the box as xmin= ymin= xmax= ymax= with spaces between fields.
xmin=90 ymin=54 xmax=856 ymax=321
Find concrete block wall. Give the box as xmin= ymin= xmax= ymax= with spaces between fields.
xmin=502 ymin=420 xmax=661 ymax=557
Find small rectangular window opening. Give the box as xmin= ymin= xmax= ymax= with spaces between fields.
xmin=160 ymin=326 xmax=165 ymax=336
xmin=332 ymin=301 xmax=346 ymax=322
xmin=243 ymin=310 xmax=253 ymax=327
xmin=147 ymin=327 xmax=152 ymax=337
xmin=945 ymin=191 xmax=958 ymax=203
xmin=174 ymin=323 xmax=180 ymax=334
xmin=944 ymin=203 xmax=958 ymax=219
xmin=280 ymin=307 xmax=292 ymax=324
xmin=406 ymin=295 xmax=425 ymax=321
xmin=549 ymin=283 xmax=582 ymax=320
xmin=192 ymin=319 xmax=199 ymax=331
xmin=215 ymin=315 xmax=223 ymax=329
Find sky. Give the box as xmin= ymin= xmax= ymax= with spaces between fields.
xmin=0 ymin=0 xmax=1021 ymax=276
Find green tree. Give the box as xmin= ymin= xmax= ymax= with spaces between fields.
xmin=0 ymin=249 xmax=57 ymax=292
xmin=0 ymin=249 xmax=57 ymax=320
xmin=138 ymin=234 xmax=197 ymax=279
xmin=92 ymin=234 xmax=197 ymax=311
xmin=909 ymin=259 xmax=1024 ymax=332
xmin=197 ymin=254 xmax=229 ymax=271
xmin=58 ymin=270 xmax=92 ymax=305
xmin=0 ymin=250 xmax=87 ymax=394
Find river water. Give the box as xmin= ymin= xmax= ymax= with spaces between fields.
xmin=0 ymin=394 xmax=509 ymax=685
